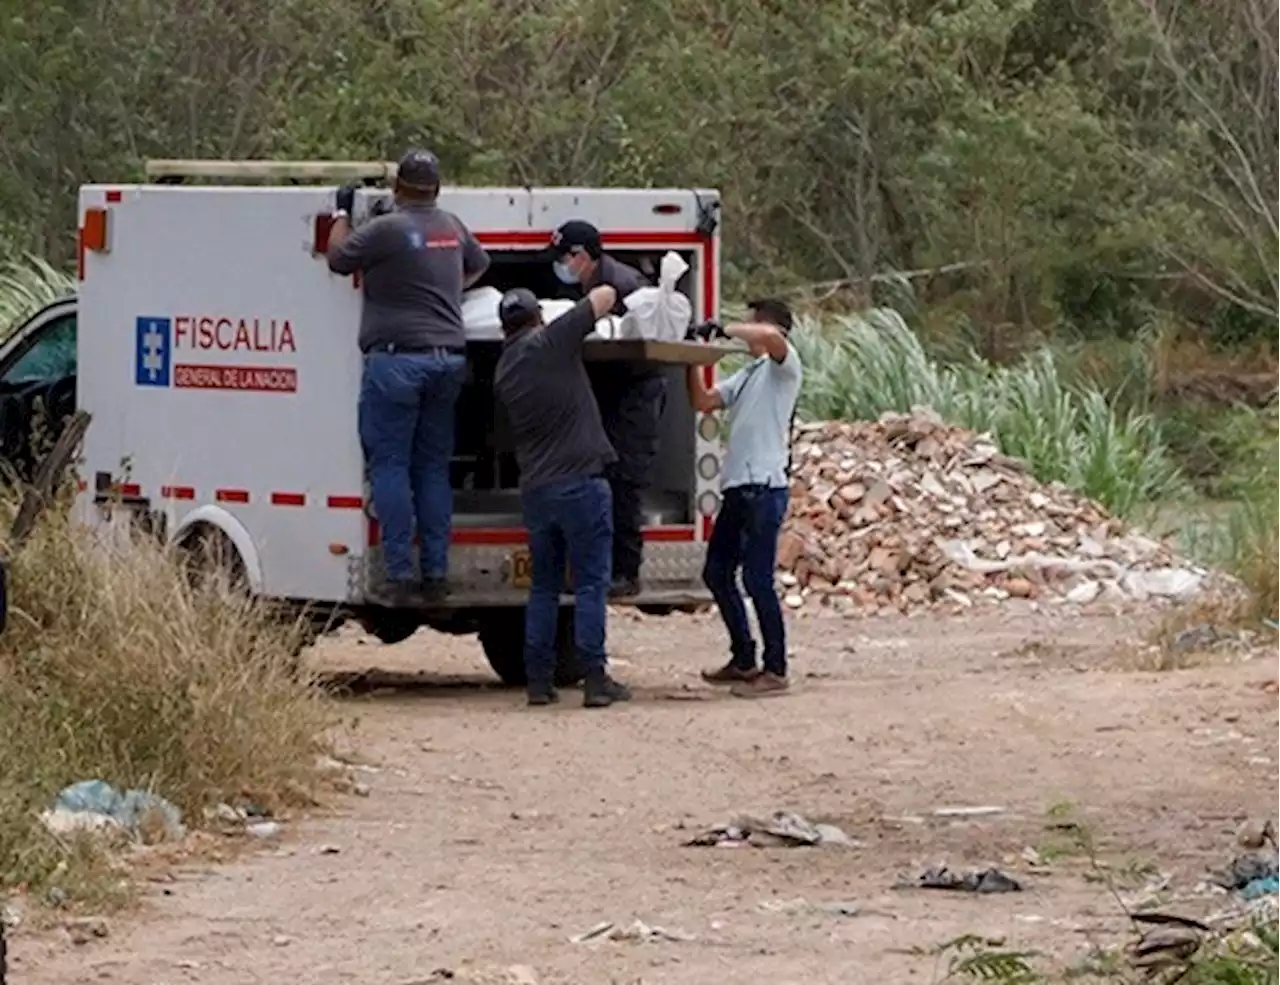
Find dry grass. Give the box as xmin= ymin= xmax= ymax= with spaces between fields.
xmin=0 ymin=491 xmax=335 ymax=903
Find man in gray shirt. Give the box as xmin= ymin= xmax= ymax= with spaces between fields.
xmin=685 ymin=299 xmax=802 ymax=698
xmin=327 ymin=149 xmax=490 ymax=605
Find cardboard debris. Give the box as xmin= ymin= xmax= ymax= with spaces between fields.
xmin=779 ymin=410 xmax=1206 ymax=615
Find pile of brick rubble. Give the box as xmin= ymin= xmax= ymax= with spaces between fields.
xmin=777 ymin=409 xmax=1206 ymax=615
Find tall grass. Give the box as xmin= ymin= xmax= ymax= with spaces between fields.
xmin=0 ymin=494 xmax=333 ymax=899
xmin=0 ymin=255 xmax=74 ymax=339
xmin=790 ymin=310 xmax=1185 ymax=516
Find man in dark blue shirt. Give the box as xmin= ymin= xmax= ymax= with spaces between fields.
xmin=550 ymin=220 xmax=665 ymax=599
xmin=493 ymin=285 xmax=633 ymax=709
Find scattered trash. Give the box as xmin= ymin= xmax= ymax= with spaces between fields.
xmin=686 ymin=811 xmax=858 ymax=848
xmin=896 ymin=865 xmax=1023 ymax=894
xmin=413 ymin=965 xmax=539 ymax=985
xmin=206 ymin=803 xmax=246 ymax=826
xmin=1236 ymin=817 xmax=1277 ymax=850
xmin=64 ymin=916 xmax=110 ymax=945
xmin=1212 ymin=851 xmax=1279 ymax=892
xmin=570 ymin=919 xmax=693 ymax=944
xmin=1241 ymin=876 xmax=1279 ymax=900
xmin=42 ymin=780 xmax=184 ymax=843
xmin=932 ymin=805 xmax=1007 ymax=819
xmin=757 ymin=897 xmax=864 ymax=918
xmin=245 ymin=821 xmax=282 ymax=840
xmin=272 ymin=934 xmax=293 ymax=947
xmin=1126 ymin=912 xmax=1210 ymax=974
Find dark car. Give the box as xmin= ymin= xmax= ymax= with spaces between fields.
xmin=0 ymin=296 xmax=78 ymax=483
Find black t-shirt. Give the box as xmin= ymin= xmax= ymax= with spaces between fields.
xmin=494 ymin=299 xmax=618 ymax=491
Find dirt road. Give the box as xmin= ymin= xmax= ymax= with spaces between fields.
xmin=17 ymin=606 xmax=1278 ymax=985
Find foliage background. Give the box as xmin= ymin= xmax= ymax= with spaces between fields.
xmin=1 ymin=0 xmax=1275 ymax=351
xmin=0 ymin=0 xmax=1274 ymax=606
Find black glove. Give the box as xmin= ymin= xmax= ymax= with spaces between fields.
xmin=688 ymin=319 xmax=726 ymax=342
xmin=334 ymin=184 xmax=357 ymax=215
xmin=369 ymin=197 xmax=392 ymax=217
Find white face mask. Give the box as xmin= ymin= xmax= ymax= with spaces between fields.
xmin=553 ymin=260 xmax=578 ymax=285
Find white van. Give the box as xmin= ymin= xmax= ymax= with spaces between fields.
xmin=11 ymin=161 xmax=732 ymax=684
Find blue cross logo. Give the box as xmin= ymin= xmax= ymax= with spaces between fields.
xmin=135 ymin=316 xmax=171 ymax=387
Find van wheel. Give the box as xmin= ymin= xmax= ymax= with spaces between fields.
xmin=177 ymin=523 xmax=249 ymax=595
xmin=477 ymin=607 xmax=584 ymax=688
xmin=359 ymin=611 xmax=420 ymax=645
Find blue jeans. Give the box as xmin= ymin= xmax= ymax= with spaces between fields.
xmin=703 ymin=485 xmax=790 ymax=677
xmin=520 ymin=476 xmax=613 ymax=685
xmin=358 ymin=350 xmax=466 ymax=582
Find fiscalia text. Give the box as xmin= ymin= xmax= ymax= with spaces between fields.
xmin=173 ymin=316 xmax=296 ymax=353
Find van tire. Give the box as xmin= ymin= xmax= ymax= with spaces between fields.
xmin=359 ymin=611 xmax=420 ymax=645
xmin=477 ymin=607 xmax=584 ymax=688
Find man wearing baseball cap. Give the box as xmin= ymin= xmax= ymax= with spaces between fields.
xmin=550 ymin=219 xmax=665 ymax=600
xmin=493 ymin=284 xmax=634 ymax=708
xmin=327 ymin=149 xmax=490 ymax=606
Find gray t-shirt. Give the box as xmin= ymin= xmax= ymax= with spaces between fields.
xmin=327 ymin=203 xmax=489 ymax=352
xmin=715 ymin=341 xmax=803 ymax=489
xmin=494 ymin=299 xmax=618 ymax=491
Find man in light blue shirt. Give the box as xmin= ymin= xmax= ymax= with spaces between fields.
xmin=686 ymin=299 xmax=802 ymax=697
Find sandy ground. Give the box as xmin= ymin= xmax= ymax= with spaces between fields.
xmin=14 ymin=605 xmax=1279 ymax=985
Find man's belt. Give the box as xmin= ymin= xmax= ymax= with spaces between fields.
xmin=364 ymin=342 xmax=466 ymax=356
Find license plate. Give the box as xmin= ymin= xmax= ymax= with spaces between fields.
xmin=508 ymin=549 xmax=572 ymax=590
xmin=510 ymin=548 xmax=533 ymax=589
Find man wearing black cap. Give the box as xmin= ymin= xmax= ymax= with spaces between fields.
xmin=550 ymin=219 xmax=664 ymax=599
xmin=327 ymin=149 xmax=490 ymax=606
xmin=493 ymin=284 xmax=633 ymax=709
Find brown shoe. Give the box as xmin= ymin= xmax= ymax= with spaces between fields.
xmin=701 ymin=662 xmax=761 ymax=685
xmin=730 ymin=672 xmax=789 ymax=698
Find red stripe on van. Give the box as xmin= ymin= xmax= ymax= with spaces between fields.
xmin=215 ymin=488 xmax=250 ymax=504
xmin=475 ymin=230 xmax=705 ymax=248
xmin=327 ymin=495 xmax=364 ymax=510
xmin=119 ymin=483 xmax=141 ymax=497
xmin=161 ymin=485 xmax=195 ymax=500
xmin=105 ymin=190 xmax=122 ymax=203
xmin=365 ymin=522 xmax=696 ymax=548
xmin=271 ymin=492 xmax=306 ymax=507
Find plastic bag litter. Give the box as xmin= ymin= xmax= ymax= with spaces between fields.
xmin=617 ymin=252 xmax=692 ymax=342
xmin=41 ymin=779 xmax=185 ymax=843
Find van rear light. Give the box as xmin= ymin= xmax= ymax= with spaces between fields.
xmin=697 ymin=453 xmax=719 ymax=480
xmin=697 ymin=491 xmax=720 ymax=517
xmin=652 ymin=203 xmax=683 ymax=215
xmin=82 ymin=208 xmax=110 ymax=252
xmin=313 ymin=213 xmax=335 ymax=255
xmin=697 ymin=414 xmax=719 ymax=441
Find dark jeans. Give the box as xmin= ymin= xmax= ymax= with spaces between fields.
xmin=598 ymin=372 xmax=666 ymax=582
xmin=520 ymin=475 xmax=613 ymax=685
xmin=703 ymin=484 xmax=790 ymax=677
xmin=358 ymin=350 xmax=466 ymax=582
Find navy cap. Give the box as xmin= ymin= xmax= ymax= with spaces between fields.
xmin=396 ymin=149 xmax=440 ymax=191
xmin=550 ymin=220 xmax=602 ymax=258
xmin=499 ymin=288 xmax=541 ymax=333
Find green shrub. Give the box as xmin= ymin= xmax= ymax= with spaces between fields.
xmin=790 ymin=310 xmax=1185 ymax=516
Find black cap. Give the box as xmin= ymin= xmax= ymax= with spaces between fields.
xmin=396 ymin=149 xmax=440 ymax=191
xmin=550 ymin=220 xmax=602 ymax=259
xmin=499 ymin=288 xmax=541 ymax=334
